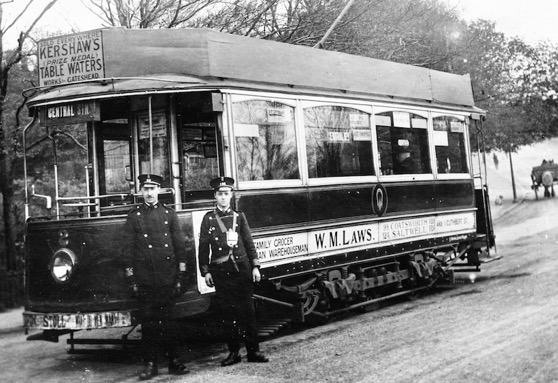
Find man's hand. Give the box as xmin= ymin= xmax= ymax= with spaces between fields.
xmin=252 ymin=267 xmax=261 ymax=283
xmin=125 ymin=268 xmax=139 ymax=297
xmin=174 ymin=262 xmax=187 ymax=297
xmin=174 ymin=281 xmax=182 ymax=297
xmin=126 ymin=277 xmax=139 ymax=297
xmin=129 ymin=283 xmax=139 ymax=297
xmin=205 ymin=273 xmax=214 ymax=288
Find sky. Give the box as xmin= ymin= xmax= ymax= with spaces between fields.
xmin=3 ymin=0 xmax=558 ymax=45
xmin=449 ymin=0 xmax=558 ymax=44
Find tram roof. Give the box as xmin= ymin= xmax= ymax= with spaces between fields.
xmin=29 ymin=28 xmax=480 ymax=112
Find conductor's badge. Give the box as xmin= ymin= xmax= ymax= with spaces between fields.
xmin=226 ymin=230 xmax=238 ymax=247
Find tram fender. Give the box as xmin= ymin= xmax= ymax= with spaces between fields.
xmin=26 ymin=329 xmax=74 ymax=343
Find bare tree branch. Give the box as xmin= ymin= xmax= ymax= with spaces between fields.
xmin=3 ymin=0 xmax=58 ymax=81
xmin=2 ymin=0 xmax=33 ymax=35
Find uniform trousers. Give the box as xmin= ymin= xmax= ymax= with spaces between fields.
xmin=211 ymin=261 xmax=259 ymax=354
xmin=137 ymin=286 xmax=179 ymax=363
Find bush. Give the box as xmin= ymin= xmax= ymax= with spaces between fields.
xmin=0 ymin=266 xmax=24 ymax=309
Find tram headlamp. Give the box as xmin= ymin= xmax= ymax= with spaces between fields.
xmin=50 ymin=248 xmax=77 ymax=283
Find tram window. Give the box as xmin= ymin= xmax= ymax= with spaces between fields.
xmin=98 ymin=122 xmax=132 ymax=195
xmin=53 ymin=125 xmax=89 ymax=209
xmin=233 ymin=100 xmax=299 ymax=181
xmin=181 ymin=124 xmax=219 ymax=190
xmin=102 ymin=140 xmax=130 ymax=193
xmin=136 ymin=111 xmax=170 ymax=188
xmin=304 ymin=106 xmax=373 ymax=178
xmin=25 ymin=123 xmax=88 ymax=216
xmin=433 ymin=116 xmax=469 ymax=174
xmin=376 ymin=112 xmax=431 ymax=175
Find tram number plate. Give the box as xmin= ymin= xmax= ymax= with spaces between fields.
xmin=24 ymin=311 xmax=132 ymax=330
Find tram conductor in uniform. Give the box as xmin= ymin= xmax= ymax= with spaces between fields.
xmin=198 ymin=176 xmax=269 ymax=366
xmin=122 ymin=174 xmax=190 ymax=380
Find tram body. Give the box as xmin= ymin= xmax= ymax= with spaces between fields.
xmin=23 ymin=28 xmax=494 ymax=341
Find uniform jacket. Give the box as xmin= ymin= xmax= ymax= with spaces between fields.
xmin=198 ymin=207 xmax=260 ymax=276
xmin=122 ymin=203 xmax=187 ymax=288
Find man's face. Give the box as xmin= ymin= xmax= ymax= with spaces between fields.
xmin=397 ymin=152 xmax=410 ymax=162
xmin=141 ymin=185 xmax=160 ymax=205
xmin=215 ymin=188 xmax=233 ymax=209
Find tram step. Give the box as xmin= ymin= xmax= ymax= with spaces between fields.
xmin=67 ymin=338 xmax=141 ymax=345
xmin=479 ymin=254 xmax=503 ymax=263
xmin=257 ymin=318 xmax=292 ymax=338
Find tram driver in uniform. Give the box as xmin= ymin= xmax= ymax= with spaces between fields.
xmin=122 ymin=174 xmax=190 ymax=380
xmin=198 ymin=176 xmax=269 ymax=366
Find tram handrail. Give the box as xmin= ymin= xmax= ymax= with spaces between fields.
xmin=55 ymin=188 xmax=174 ymax=202
xmin=57 ymin=194 xmax=129 ymax=202
xmin=52 ymin=188 xmax=176 ymax=218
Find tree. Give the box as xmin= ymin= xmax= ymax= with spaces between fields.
xmin=84 ymin=0 xmax=220 ymax=28
xmin=459 ymin=21 xmax=558 ymax=151
xmin=0 ymin=0 xmax=58 ymax=274
xmin=324 ymin=0 xmax=466 ymax=69
xmin=85 ymin=0 xmax=355 ymax=47
xmin=456 ymin=20 xmax=558 ymax=200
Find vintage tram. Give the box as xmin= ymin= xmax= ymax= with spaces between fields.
xmin=22 ymin=28 xmax=494 ymax=345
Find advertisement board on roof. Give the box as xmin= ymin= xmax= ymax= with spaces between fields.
xmin=37 ymin=30 xmax=105 ymax=87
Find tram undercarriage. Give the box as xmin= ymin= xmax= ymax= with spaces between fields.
xmin=254 ymin=242 xmax=482 ymax=322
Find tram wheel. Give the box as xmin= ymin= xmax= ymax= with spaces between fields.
xmin=406 ymin=288 xmax=420 ymax=301
xmin=301 ymin=289 xmax=320 ymax=317
xmin=359 ymin=292 xmax=381 ymax=312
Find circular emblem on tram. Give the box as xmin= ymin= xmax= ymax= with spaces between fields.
xmin=371 ymin=184 xmax=388 ymax=217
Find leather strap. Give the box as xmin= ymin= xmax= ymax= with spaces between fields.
xmin=211 ymin=211 xmax=239 ymax=270
xmin=214 ymin=211 xmax=237 ymax=233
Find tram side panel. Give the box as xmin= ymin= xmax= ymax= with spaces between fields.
xmin=234 ymin=179 xmax=481 ymax=319
xmin=240 ymin=180 xmax=474 ymax=229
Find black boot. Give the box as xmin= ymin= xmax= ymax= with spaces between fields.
xmin=221 ymin=351 xmax=241 ymax=366
xmin=247 ymin=351 xmax=269 ymax=363
xmin=139 ymin=361 xmax=158 ymax=380
xmin=168 ymin=358 xmax=190 ymax=375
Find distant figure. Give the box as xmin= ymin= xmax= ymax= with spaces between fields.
xmin=493 ymin=153 xmax=499 ymax=169
xmin=394 ymin=150 xmax=417 ymax=174
xmin=495 ymin=195 xmax=503 ymax=205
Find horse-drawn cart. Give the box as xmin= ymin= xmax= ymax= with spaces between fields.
xmin=531 ymin=161 xmax=558 ymax=199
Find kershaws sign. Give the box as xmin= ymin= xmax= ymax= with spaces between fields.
xmin=37 ymin=30 xmax=104 ymax=87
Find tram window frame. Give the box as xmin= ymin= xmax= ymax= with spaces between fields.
xmin=134 ymin=108 xmax=172 ymax=189
xmin=303 ymin=102 xmax=376 ymax=185
xmin=432 ymin=114 xmax=470 ymax=177
xmin=96 ymin=123 xmax=133 ymax=196
xmin=179 ymin=122 xmax=220 ymax=193
xmin=375 ymin=109 xmax=433 ymax=180
xmin=26 ymin=121 xmax=90 ymax=217
xmin=230 ymin=95 xmax=303 ymax=189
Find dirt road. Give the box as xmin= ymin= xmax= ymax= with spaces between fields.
xmin=2 ymin=197 xmax=558 ymax=382
xmin=242 ymin=197 xmax=558 ymax=383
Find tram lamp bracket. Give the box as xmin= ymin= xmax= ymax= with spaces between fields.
xmin=31 ymin=184 xmax=52 ymax=209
